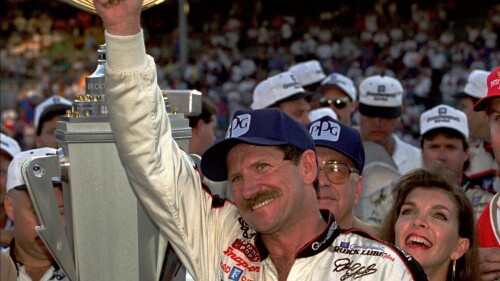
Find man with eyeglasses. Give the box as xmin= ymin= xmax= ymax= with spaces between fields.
xmin=317 ymin=73 xmax=358 ymax=126
xmin=358 ymin=75 xmax=421 ymax=175
xmin=307 ymin=115 xmax=379 ymax=237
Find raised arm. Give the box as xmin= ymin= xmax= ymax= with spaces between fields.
xmin=92 ymin=1 xmax=237 ymax=279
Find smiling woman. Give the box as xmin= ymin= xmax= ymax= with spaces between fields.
xmin=380 ymin=168 xmax=480 ymax=281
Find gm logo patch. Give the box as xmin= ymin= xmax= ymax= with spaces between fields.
xmin=228 ymin=266 xmax=244 ymax=281
xmin=377 ymin=85 xmax=385 ymax=93
xmin=340 ymin=242 xmax=350 ymax=249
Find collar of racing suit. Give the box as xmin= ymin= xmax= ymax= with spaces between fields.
xmin=254 ymin=210 xmax=341 ymax=260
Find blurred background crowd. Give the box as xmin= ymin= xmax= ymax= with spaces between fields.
xmin=1 ymin=0 xmax=499 ymax=149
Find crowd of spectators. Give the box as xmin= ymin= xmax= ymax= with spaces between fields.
xmin=1 ymin=0 xmax=499 ymax=149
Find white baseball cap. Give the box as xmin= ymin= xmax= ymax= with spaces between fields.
xmin=34 ymin=95 xmax=72 ymax=134
xmin=358 ymin=75 xmax=404 ymax=118
xmin=461 ymin=70 xmax=489 ymax=99
xmin=289 ymin=60 xmax=326 ymax=88
xmin=0 ymin=133 xmax=21 ymax=159
xmin=251 ymin=71 xmax=307 ymax=110
xmin=420 ymin=104 xmax=469 ymax=139
xmin=308 ymin=107 xmax=338 ymax=122
xmin=6 ymin=147 xmax=60 ymax=193
xmin=319 ymin=72 xmax=357 ymax=101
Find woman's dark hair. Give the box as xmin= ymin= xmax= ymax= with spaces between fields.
xmin=380 ymin=167 xmax=480 ymax=281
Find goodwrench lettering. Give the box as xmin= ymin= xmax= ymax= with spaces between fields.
xmin=311 ymin=222 xmax=337 ymax=250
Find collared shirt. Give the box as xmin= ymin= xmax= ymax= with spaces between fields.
xmin=466 ymin=138 xmax=498 ymax=192
xmin=391 ymin=134 xmax=422 ymax=175
xmin=3 ymin=240 xmax=68 ymax=281
xmin=462 ymin=175 xmax=495 ymax=221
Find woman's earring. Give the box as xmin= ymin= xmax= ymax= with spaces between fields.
xmin=452 ymin=259 xmax=456 ymax=281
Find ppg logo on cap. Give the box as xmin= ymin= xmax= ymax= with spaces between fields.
xmin=309 ymin=119 xmax=340 ymax=142
xmin=226 ymin=114 xmax=251 ymax=138
xmin=438 ymin=107 xmax=447 ymax=115
xmin=201 ymin=108 xmax=316 ymax=182
xmin=306 ymin=115 xmax=365 ymax=173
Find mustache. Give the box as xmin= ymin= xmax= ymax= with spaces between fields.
xmin=241 ymin=189 xmax=281 ymax=211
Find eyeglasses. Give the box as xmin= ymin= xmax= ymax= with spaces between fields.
xmin=319 ymin=97 xmax=350 ymax=109
xmin=318 ymin=161 xmax=359 ymax=184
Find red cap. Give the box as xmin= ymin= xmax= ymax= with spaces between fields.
xmin=474 ymin=66 xmax=500 ymax=111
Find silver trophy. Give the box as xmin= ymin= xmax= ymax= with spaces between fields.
xmin=23 ymin=5 xmax=199 ymax=277
xmin=58 ymin=0 xmax=166 ymax=14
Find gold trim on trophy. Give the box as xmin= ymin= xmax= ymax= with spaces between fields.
xmin=58 ymin=0 xmax=166 ymax=14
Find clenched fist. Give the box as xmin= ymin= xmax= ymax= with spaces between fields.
xmin=93 ymin=0 xmax=142 ymax=35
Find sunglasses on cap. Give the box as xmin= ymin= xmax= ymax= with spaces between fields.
xmin=318 ymin=160 xmax=359 ymax=184
xmin=319 ymin=96 xmax=351 ymax=109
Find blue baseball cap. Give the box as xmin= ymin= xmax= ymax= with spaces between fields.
xmin=307 ymin=116 xmax=365 ymax=173
xmin=201 ymin=108 xmax=316 ymax=182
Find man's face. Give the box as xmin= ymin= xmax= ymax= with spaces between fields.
xmin=192 ymin=115 xmax=217 ymax=156
xmin=5 ymin=186 xmax=65 ymax=262
xmin=421 ymin=134 xmax=469 ymax=182
xmin=316 ymin=146 xmax=361 ymax=228
xmin=487 ymin=98 xmax=500 ymax=166
xmin=456 ymin=97 xmax=488 ymax=139
xmin=321 ymin=86 xmax=356 ymax=125
xmin=279 ymin=98 xmax=311 ymax=125
xmin=226 ymin=143 xmax=317 ymax=234
xmin=359 ymin=114 xmax=399 ymax=148
xmin=36 ymin=115 xmax=61 ymax=149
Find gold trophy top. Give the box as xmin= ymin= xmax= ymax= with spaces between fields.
xmin=59 ymin=0 xmax=165 ymax=14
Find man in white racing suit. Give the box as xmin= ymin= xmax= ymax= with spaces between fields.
xmin=94 ymin=0 xmax=427 ymax=280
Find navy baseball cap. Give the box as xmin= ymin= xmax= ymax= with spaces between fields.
xmin=307 ymin=116 xmax=365 ymax=173
xmin=201 ymin=108 xmax=316 ymax=182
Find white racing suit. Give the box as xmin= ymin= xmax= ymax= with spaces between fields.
xmin=104 ymin=30 xmax=427 ymax=281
